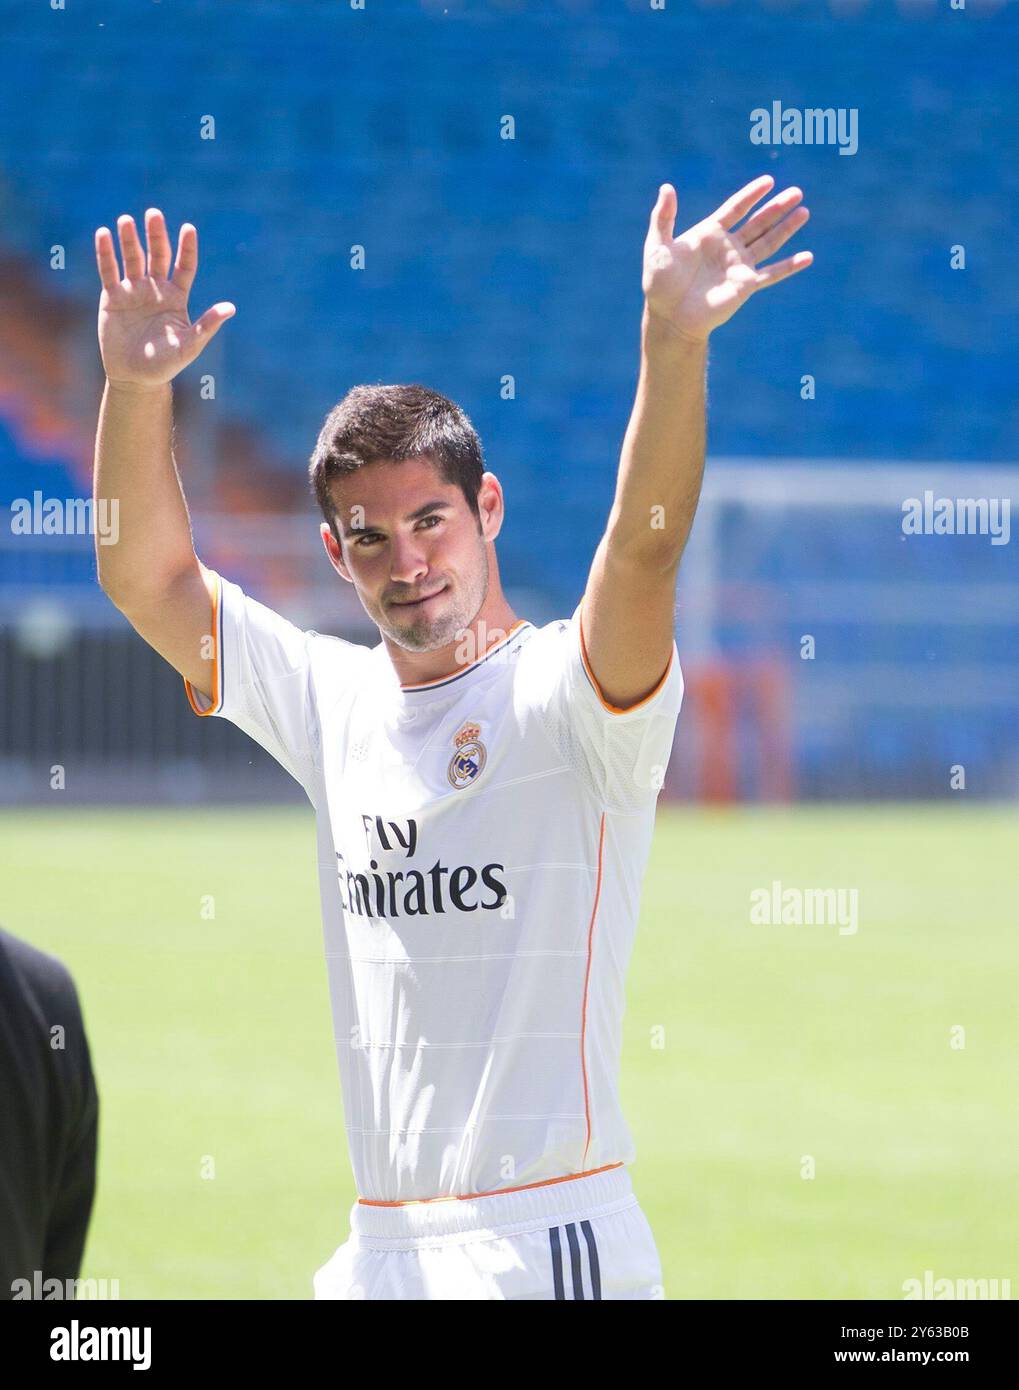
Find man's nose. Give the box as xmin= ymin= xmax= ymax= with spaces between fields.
xmin=389 ymin=532 xmax=429 ymax=583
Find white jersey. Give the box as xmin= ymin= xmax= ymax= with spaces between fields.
xmin=185 ymin=571 xmax=683 ymax=1204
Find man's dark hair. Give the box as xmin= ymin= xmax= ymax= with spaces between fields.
xmin=309 ymin=384 xmax=485 ymax=543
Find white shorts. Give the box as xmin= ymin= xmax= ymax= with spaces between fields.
xmin=313 ymin=1165 xmax=663 ymax=1301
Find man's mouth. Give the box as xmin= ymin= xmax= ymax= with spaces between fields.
xmin=391 ymin=584 xmax=447 ymax=609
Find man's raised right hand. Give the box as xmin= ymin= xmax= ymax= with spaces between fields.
xmin=94 ymin=209 xmax=235 ymax=389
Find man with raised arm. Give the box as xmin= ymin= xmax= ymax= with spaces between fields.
xmin=93 ymin=178 xmax=810 ymax=1301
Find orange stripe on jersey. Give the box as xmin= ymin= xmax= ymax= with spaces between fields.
xmin=183 ymin=571 xmax=222 ymax=716
xmin=580 ymin=812 xmax=606 ymax=1170
xmin=357 ymin=1162 xmax=623 ymax=1207
xmin=578 ymin=601 xmax=674 ymax=714
xmin=399 ymin=618 xmax=532 ymax=691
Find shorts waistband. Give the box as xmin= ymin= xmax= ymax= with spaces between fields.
xmin=350 ymin=1163 xmax=635 ymax=1248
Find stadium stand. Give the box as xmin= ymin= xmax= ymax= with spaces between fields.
xmin=0 ymin=0 xmax=1016 ymax=799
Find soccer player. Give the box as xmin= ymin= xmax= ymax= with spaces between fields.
xmin=92 ymin=176 xmax=810 ymax=1300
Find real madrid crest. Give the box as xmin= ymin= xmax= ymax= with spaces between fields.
xmin=447 ymin=718 xmax=486 ymax=789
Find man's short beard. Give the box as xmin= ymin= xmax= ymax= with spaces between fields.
xmin=392 ymin=608 xmax=461 ymax=652
xmin=381 ymin=545 xmax=490 ymax=653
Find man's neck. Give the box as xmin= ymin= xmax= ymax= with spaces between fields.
xmin=382 ymin=592 xmax=520 ymax=687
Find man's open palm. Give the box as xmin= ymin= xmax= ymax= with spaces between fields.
xmin=94 ymin=209 xmax=235 ymax=388
xmin=643 ymin=174 xmax=812 ymax=343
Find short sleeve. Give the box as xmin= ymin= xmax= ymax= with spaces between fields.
xmin=525 ymin=598 xmax=683 ymax=814
xmin=182 ymin=570 xmax=321 ymax=795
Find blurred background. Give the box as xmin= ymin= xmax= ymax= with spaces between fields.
xmin=1 ymin=0 xmax=1017 ymax=804
xmin=1 ymin=0 xmax=1017 ymax=1300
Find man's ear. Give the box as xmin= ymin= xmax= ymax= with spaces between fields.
xmin=477 ymin=472 xmax=505 ymax=542
xmin=321 ymin=522 xmax=352 ymax=583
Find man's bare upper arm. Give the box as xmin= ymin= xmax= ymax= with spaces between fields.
xmin=113 ymin=561 xmax=218 ymax=700
xmin=580 ymin=535 xmax=678 ymax=711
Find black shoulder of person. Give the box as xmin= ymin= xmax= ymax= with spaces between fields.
xmin=0 ymin=927 xmax=98 ymax=1299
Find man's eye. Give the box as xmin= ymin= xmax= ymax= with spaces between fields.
xmin=355 ymin=516 xmax=440 ymax=547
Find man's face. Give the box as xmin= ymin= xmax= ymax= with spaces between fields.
xmin=321 ymin=456 xmax=499 ymax=652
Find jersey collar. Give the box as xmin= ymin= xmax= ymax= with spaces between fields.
xmin=378 ymin=618 xmax=534 ymax=698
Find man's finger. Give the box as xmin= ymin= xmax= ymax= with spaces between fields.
xmin=651 ymin=184 xmax=677 ymax=242
xmin=739 ymin=186 xmax=803 ymax=249
xmin=94 ymin=227 xmax=122 ymax=292
xmin=186 ymin=302 xmax=236 ymax=358
xmin=144 ymin=208 xmax=173 ymax=280
xmin=713 ymin=174 xmax=775 ymax=231
xmin=747 ymin=205 xmax=810 ymax=266
xmin=116 ymin=214 xmax=145 ymax=280
xmin=752 ymin=249 xmax=814 ymax=290
xmin=173 ymin=223 xmax=199 ymax=295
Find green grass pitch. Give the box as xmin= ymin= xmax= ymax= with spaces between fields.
xmin=2 ymin=804 xmax=1015 ymax=1299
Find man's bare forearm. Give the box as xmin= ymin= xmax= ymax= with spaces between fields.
xmin=579 ymin=177 xmax=811 ymax=706
xmin=93 ymin=380 xmax=199 ymax=607
xmin=605 ymin=304 xmax=707 ymax=570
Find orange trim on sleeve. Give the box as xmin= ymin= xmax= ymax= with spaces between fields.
xmin=357 ymin=1162 xmax=623 ymax=1207
xmin=183 ymin=571 xmax=221 ymax=716
xmin=577 ymin=601 xmax=674 ymax=714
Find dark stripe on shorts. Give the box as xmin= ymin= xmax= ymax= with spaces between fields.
xmin=565 ymin=1222 xmax=585 ymax=1300
xmin=549 ymin=1225 xmax=565 ymax=1300
xmin=580 ymin=1219 xmax=602 ymax=1300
